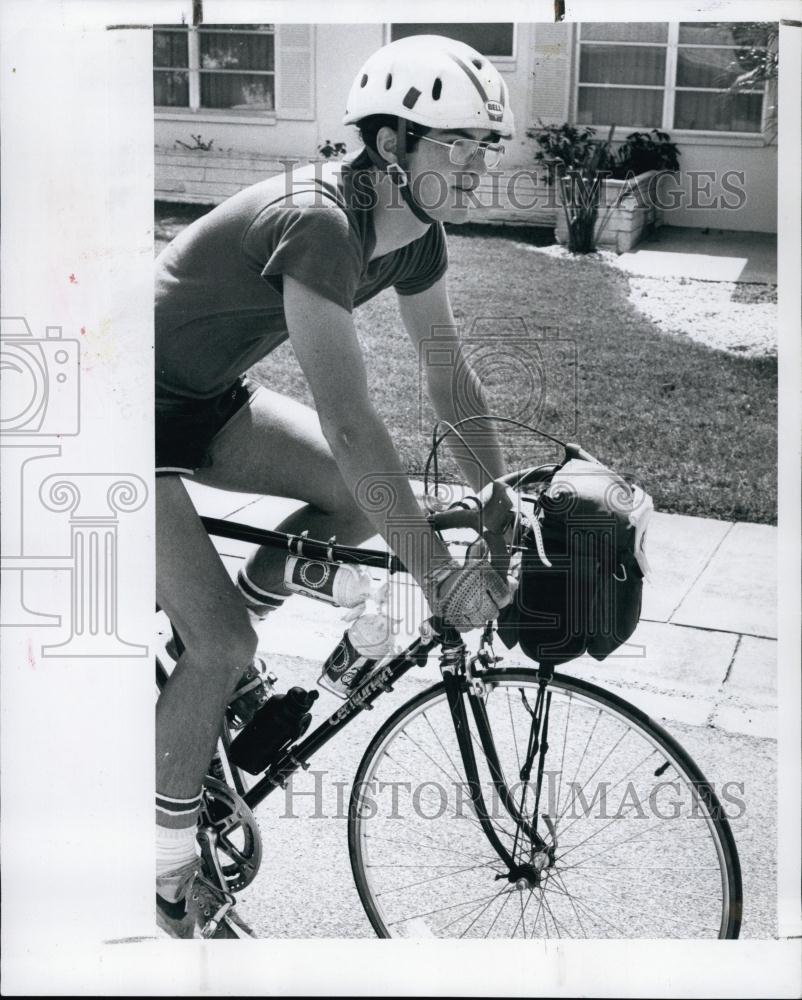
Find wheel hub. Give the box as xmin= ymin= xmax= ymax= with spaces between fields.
xmin=506 ymin=862 xmax=543 ymax=890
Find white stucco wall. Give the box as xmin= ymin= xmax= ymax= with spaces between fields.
xmin=653 ymin=139 xmax=777 ymax=233
xmin=154 ymin=22 xmax=778 ymax=233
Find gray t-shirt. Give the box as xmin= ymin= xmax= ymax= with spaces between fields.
xmin=155 ymin=153 xmax=448 ymax=399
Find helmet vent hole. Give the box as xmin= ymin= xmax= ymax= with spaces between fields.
xmin=432 ymin=77 xmax=442 ymax=101
xmin=360 ymin=74 xmax=368 ymax=88
xmin=472 ymin=58 xmax=483 ymax=69
xmin=385 ymin=73 xmax=392 ymax=89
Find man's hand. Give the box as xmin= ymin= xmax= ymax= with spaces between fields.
xmin=430 ymin=539 xmax=512 ymax=631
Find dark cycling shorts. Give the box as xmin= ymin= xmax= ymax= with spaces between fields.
xmin=155 ymin=375 xmax=260 ymax=477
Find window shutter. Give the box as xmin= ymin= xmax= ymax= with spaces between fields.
xmin=275 ymin=24 xmax=316 ymax=120
xmin=531 ymin=23 xmax=573 ymax=123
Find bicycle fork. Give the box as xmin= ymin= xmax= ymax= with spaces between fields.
xmin=439 ymin=634 xmax=556 ymax=889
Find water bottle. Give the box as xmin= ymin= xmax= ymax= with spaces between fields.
xmin=284 ymin=556 xmax=373 ymax=609
xmin=318 ymin=611 xmax=398 ymax=699
xmin=228 ymin=686 xmax=319 ymax=775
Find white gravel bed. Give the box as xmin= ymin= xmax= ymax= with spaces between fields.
xmin=626 ymin=274 xmax=777 ymax=359
xmin=519 ymin=243 xmax=778 ymax=359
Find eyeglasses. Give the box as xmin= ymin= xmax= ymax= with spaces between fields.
xmin=415 ymin=134 xmax=506 ymax=170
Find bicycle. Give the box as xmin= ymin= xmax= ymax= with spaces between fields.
xmin=156 ymin=437 xmax=743 ymax=940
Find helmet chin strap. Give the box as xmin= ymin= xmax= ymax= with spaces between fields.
xmin=363 ymin=121 xmax=437 ymax=227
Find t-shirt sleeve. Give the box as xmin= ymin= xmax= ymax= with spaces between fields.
xmin=244 ymin=204 xmax=363 ymax=313
xmin=394 ymin=222 xmax=448 ymax=297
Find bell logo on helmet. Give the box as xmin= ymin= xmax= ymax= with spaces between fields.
xmin=485 ymin=101 xmax=504 ymax=121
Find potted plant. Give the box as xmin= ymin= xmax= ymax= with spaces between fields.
xmin=317 ymin=139 xmax=348 ymax=159
xmin=527 ymin=122 xmax=680 ymax=253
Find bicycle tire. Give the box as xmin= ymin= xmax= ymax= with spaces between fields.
xmin=348 ymin=668 xmax=742 ymax=939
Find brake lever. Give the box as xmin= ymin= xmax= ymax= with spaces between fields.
xmin=429 ymin=480 xmax=516 ymax=583
xmin=480 ymin=481 xmax=515 ymax=581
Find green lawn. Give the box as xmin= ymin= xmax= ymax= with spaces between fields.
xmin=156 ymin=205 xmax=777 ymax=524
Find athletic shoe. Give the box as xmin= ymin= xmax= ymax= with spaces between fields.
xmin=226 ymin=657 xmax=273 ymax=729
xmin=162 ymin=635 xmax=271 ymax=730
xmin=156 ymin=863 xmax=255 ymax=939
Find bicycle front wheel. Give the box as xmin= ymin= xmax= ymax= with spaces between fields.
xmin=348 ymin=668 xmax=742 ymax=939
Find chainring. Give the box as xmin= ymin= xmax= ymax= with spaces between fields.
xmin=199 ymin=776 xmax=263 ymax=892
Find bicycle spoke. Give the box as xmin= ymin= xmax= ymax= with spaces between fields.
xmin=557 ymin=812 xmax=706 ymax=871
xmin=363 ymin=831 xmax=496 ymax=867
xmin=422 ymin=710 xmax=466 ymax=786
xmin=386 ymin=889 xmax=512 ymax=927
xmin=350 ymin=672 xmax=738 ymax=940
xmin=556 ymin=804 xmax=678 ymax=866
xmin=552 ymin=884 xmax=630 ymax=937
xmin=538 ymin=892 xmax=569 ymax=939
xmin=555 ymin=693 xmax=572 ymax=817
xmin=567 ymin=867 xmax=720 ymax=905
xmin=367 ymin=863 xmax=498 ymax=869
xmin=561 ymin=707 xmax=603 ymax=817
xmin=552 ymin=870 xmax=584 ymax=937
xmin=554 ymin=743 xmax=659 ymax=833
xmin=483 ymin=883 xmax=514 ymax=938
xmin=556 ymin=726 xmax=632 ymax=821
xmin=375 ymin=860 xmax=504 ymax=899
xmin=557 ymin=869 xmax=695 ymax=932
xmin=439 ymin=887 xmax=512 ymax=935
xmin=457 ymin=884 xmax=513 ymax=938
xmin=397 ymin=728 xmax=465 ymax=789
xmin=507 ymin=687 xmax=522 ymax=777
xmin=378 ymin=747 xmax=519 ymax=844
xmin=387 ymin=723 xmax=518 ymax=842
xmin=511 ymin=885 xmax=537 ymax=939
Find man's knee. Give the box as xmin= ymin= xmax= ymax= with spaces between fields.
xmin=175 ymin=611 xmax=258 ymax=677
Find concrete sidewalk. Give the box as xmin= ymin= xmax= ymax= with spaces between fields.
xmin=613 ymin=226 xmax=777 ymax=284
xmin=179 ymin=479 xmax=778 ymax=741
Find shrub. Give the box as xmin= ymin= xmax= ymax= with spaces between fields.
xmin=527 ymin=121 xmax=680 ymax=181
xmin=529 ymin=122 xmax=613 ymax=183
xmin=317 ymin=139 xmax=348 ymax=159
xmin=613 ymin=130 xmax=680 ymax=177
xmin=526 ymin=121 xmax=681 ymax=253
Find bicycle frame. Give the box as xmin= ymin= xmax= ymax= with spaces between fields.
xmin=158 ymin=513 xmax=553 ymax=871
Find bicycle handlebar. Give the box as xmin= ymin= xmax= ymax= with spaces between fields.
xmin=427 ymin=441 xmax=600 ymax=580
xmin=429 ymin=480 xmax=515 ymax=580
xmin=430 ymin=480 xmax=513 ymax=531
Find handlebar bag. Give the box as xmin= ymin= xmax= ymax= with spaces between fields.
xmin=498 ymin=459 xmax=653 ymax=666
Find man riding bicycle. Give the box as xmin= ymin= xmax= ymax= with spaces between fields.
xmin=155 ymin=35 xmax=515 ymax=938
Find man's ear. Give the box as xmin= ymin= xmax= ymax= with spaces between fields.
xmin=376 ymin=126 xmax=398 ymax=164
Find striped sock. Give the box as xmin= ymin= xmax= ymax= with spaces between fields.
xmin=156 ymin=792 xmax=202 ymax=901
xmin=237 ymin=567 xmax=286 ymax=620
xmin=156 ymin=790 xmax=202 ymax=830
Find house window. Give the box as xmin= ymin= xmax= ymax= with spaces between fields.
xmin=154 ymin=24 xmax=275 ymax=113
xmin=389 ymin=23 xmax=515 ymax=59
xmin=576 ymin=22 xmax=769 ymax=134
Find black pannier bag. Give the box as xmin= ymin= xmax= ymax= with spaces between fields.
xmin=498 ymin=457 xmax=653 ymax=666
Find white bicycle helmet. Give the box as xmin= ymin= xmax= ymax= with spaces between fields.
xmin=344 ymin=34 xmax=514 ymax=138
xmin=343 ymin=35 xmax=514 ymax=224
